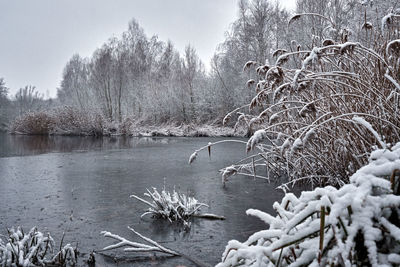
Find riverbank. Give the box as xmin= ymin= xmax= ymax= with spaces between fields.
xmin=9 ymin=108 xmax=241 ymax=137
xmin=128 ymin=123 xmax=236 ymax=137
xmin=10 ymin=122 xmax=238 ymax=137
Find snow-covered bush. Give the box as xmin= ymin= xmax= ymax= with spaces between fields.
xmin=220 ymin=21 xmax=400 ymax=187
xmin=218 ymin=143 xmax=400 ymax=266
xmin=131 ymin=187 xmax=209 ymax=228
xmin=51 ymin=106 xmax=104 ymax=136
xmin=10 ymin=112 xmax=55 ymax=135
xmin=10 ymin=106 xmax=106 ymax=136
xmin=0 ymin=227 xmax=77 ymax=267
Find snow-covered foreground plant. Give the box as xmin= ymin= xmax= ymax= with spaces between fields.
xmin=131 ymin=187 xmax=223 ymax=228
xmin=0 ymin=227 xmax=77 ymax=267
xmin=218 ymin=143 xmax=400 ymax=266
xmin=205 ymin=12 xmax=400 ymax=188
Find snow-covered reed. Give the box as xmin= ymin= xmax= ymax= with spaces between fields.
xmin=0 ymin=227 xmax=77 ymax=267
xmin=218 ymin=142 xmax=400 ymax=266
xmin=218 ymin=18 xmax=400 ymax=187
xmin=130 ymin=187 xmax=209 ymax=228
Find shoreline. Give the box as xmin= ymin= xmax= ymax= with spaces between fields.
xmin=9 ymin=123 xmax=245 ymax=138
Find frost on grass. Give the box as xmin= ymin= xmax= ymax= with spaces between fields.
xmin=131 ymin=187 xmax=221 ymax=229
xmin=0 ymin=227 xmax=77 ymax=267
xmin=218 ymin=143 xmax=400 ymax=267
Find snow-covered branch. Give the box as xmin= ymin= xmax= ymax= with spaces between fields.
xmin=100 ymin=227 xmax=180 ymax=256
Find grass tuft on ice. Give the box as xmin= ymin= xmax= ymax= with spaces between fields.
xmin=131 ymin=187 xmax=223 ymax=228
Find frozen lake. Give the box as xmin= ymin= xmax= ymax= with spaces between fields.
xmin=0 ymin=133 xmax=285 ymax=266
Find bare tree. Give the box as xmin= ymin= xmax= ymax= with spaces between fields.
xmin=0 ymin=78 xmax=10 ymax=127
xmin=181 ymin=45 xmax=202 ymax=121
xmin=15 ymin=85 xmax=43 ymax=115
xmin=58 ymin=54 xmax=90 ymax=110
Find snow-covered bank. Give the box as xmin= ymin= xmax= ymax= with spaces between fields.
xmin=9 ymin=107 xmax=237 ymax=137
xmin=218 ymin=143 xmax=400 ymax=266
xmin=128 ymin=123 xmax=235 ymax=137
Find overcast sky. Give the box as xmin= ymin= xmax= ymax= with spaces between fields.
xmin=0 ymin=0 xmax=295 ymax=98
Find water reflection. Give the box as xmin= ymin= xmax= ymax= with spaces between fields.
xmin=0 ymin=132 xmax=174 ymax=157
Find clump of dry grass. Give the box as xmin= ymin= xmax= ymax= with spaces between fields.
xmin=220 ymin=34 xmax=400 ymax=188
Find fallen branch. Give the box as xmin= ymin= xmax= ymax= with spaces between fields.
xmin=99 ymin=227 xmax=211 ymax=267
xmin=99 ymin=227 xmax=180 ymax=256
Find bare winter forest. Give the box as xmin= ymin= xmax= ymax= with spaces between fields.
xmin=0 ymin=0 xmax=393 ymax=136
xmin=1 ymin=0 xmax=400 ymax=266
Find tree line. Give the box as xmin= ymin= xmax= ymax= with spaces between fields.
xmin=1 ymin=0 xmax=398 ymax=130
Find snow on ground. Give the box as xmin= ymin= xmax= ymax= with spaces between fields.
xmin=128 ymin=123 xmax=236 ymax=137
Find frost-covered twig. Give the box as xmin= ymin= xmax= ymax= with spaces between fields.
xmin=188 ymin=139 xmax=247 ymax=164
xmin=288 ymin=13 xmax=335 ymax=28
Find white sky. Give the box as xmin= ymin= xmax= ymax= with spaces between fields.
xmin=0 ymin=0 xmax=295 ymax=99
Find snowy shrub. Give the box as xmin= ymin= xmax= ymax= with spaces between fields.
xmin=10 ymin=112 xmax=55 ymax=135
xmin=51 ymin=106 xmax=104 ymax=136
xmin=218 ymin=143 xmax=400 ymax=267
xmin=0 ymin=227 xmax=77 ymax=267
xmin=10 ymin=106 xmax=106 ymax=136
xmin=220 ymin=18 xmax=400 ymax=187
xmin=131 ymin=187 xmax=210 ymax=228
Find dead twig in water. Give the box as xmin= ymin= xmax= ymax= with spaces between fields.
xmin=99 ymin=227 xmax=211 ymax=267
